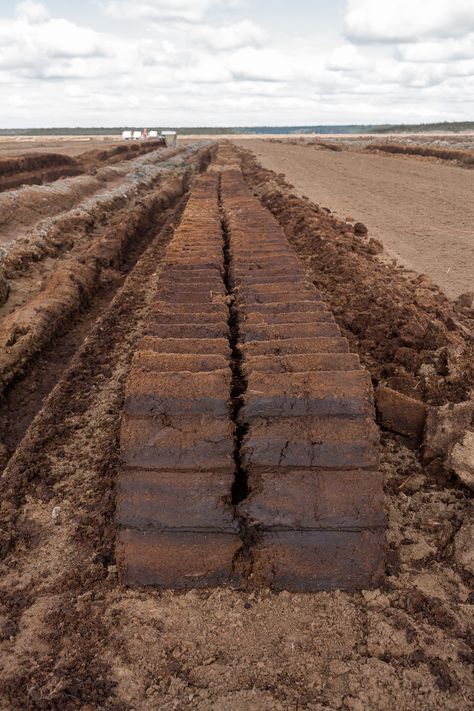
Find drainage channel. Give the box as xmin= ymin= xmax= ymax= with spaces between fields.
xmin=219 ymin=174 xmax=256 ymax=578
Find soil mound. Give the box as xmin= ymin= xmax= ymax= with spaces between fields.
xmin=368 ymin=143 xmax=474 ymax=167
xmin=0 ymin=153 xmax=77 ymax=178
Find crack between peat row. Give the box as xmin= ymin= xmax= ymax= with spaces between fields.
xmin=218 ymin=173 xmax=257 ymax=580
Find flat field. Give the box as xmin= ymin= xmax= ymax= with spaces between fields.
xmin=233 ymin=138 xmax=474 ymax=299
xmin=0 ymin=135 xmax=122 ymax=158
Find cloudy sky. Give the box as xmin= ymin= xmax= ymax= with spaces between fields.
xmin=0 ymin=0 xmax=473 ymax=127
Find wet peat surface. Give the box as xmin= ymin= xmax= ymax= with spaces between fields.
xmin=0 ymin=144 xmax=472 ymax=711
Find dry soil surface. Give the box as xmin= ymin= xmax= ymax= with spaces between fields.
xmin=234 ymin=140 xmax=474 ymax=300
xmin=0 ymin=143 xmax=472 ymax=711
xmin=0 ymin=136 xmax=122 ymax=159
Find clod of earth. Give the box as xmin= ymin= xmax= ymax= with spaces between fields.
xmin=453 ymin=518 xmax=474 ymax=574
xmin=448 ymin=430 xmax=474 ymax=490
xmin=0 ymin=273 xmax=8 ymax=306
xmin=375 ymin=385 xmax=427 ymax=440
xmin=455 ymin=291 xmax=474 ymax=309
xmin=354 ymin=221 xmax=368 ymax=236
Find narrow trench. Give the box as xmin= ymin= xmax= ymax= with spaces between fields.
xmin=219 ymin=175 xmax=257 ymax=573
xmin=0 ymin=189 xmax=190 ymax=471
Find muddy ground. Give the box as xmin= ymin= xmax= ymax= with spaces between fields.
xmin=0 ymin=142 xmax=472 ymax=710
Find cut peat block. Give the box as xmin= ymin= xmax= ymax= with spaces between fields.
xmin=252 ymin=530 xmax=384 ymax=591
xmin=117 ymin=530 xmax=242 ymax=588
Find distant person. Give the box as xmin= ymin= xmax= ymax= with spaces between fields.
xmin=143 ymin=128 xmax=148 ymax=140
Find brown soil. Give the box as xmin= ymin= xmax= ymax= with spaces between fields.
xmin=0 ymin=136 xmax=123 ymax=159
xmin=0 ymin=144 xmax=185 ymax=248
xmin=0 ymin=191 xmax=188 ymax=463
xmin=235 ymin=147 xmax=474 ymax=408
xmin=233 ymin=139 xmax=474 ymax=300
xmin=0 ymin=142 xmax=471 ymax=710
xmin=0 ymin=140 xmax=165 ymax=194
xmin=0 ymin=146 xmax=209 ymax=393
xmin=366 ymin=143 xmax=474 ymax=167
xmin=0 ymin=153 xmax=78 ymax=179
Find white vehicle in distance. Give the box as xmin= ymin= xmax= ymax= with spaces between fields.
xmin=149 ymin=130 xmax=158 ymax=138
xmin=133 ymin=130 xmax=142 ymax=140
xmin=122 ymin=130 xmax=132 ymax=140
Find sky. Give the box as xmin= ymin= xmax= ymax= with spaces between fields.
xmin=0 ymin=0 xmax=473 ymax=127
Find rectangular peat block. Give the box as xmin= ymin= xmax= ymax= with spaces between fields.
xmin=241 ymin=416 xmax=379 ymax=470
xmin=116 ymin=470 xmax=237 ymax=531
xmin=125 ymin=370 xmax=231 ymax=417
xmin=132 ymin=352 xmax=230 ymax=373
xmin=121 ymin=415 xmax=234 ymax=471
xmin=252 ymin=530 xmax=385 ymax=591
xmin=117 ymin=530 xmax=242 ymax=588
xmin=243 ymin=310 xmax=334 ymax=325
xmin=242 ymin=371 xmax=374 ymax=419
xmin=240 ymin=301 xmax=328 ymax=315
xmin=241 ymin=338 xmax=349 ymax=357
xmin=145 ymin=323 xmax=229 ymax=339
xmin=242 ymin=353 xmax=361 ymax=374
xmin=240 ymin=469 xmax=384 ymax=529
xmin=241 ymin=323 xmax=340 ymax=342
xmin=138 ymin=337 xmax=231 ymax=356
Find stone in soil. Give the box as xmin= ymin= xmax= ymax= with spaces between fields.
xmin=453 ymin=518 xmax=474 ymax=574
xmin=423 ymin=400 xmax=474 ymax=463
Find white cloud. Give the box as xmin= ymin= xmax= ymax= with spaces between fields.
xmin=229 ymin=48 xmax=293 ymax=82
xmin=0 ymin=13 xmax=117 ymax=75
xmin=1 ymin=0 xmax=474 ymax=127
xmin=326 ymin=44 xmax=371 ymax=71
xmin=345 ymin=0 xmax=474 ymax=43
xmin=189 ymin=20 xmax=266 ymax=51
xmin=15 ymin=1 xmax=49 ymax=23
xmin=102 ymin=0 xmax=239 ymax=23
xmin=396 ymin=33 xmax=474 ymax=62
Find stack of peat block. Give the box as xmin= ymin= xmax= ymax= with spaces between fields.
xmin=115 ymin=149 xmax=385 ymax=591
xmin=116 ymin=172 xmax=242 ymax=587
xmin=221 ymin=168 xmax=385 ymax=591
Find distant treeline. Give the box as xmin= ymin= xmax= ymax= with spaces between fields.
xmin=0 ymin=121 xmax=473 ymax=136
xmin=0 ymin=125 xmax=378 ymax=136
xmin=372 ymin=121 xmax=474 ymax=134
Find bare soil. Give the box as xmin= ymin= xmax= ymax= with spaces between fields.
xmin=0 ymin=142 xmax=471 ymax=710
xmin=233 ymin=139 xmax=474 ymax=300
xmin=235 ymin=147 xmax=474 ymax=407
xmin=0 ymin=140 xmax=166 ymax=195
xmin=0 ymin=136 xmax=123 ymax=159
xmin=0 ymin=147 xmax=211 ymax=401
